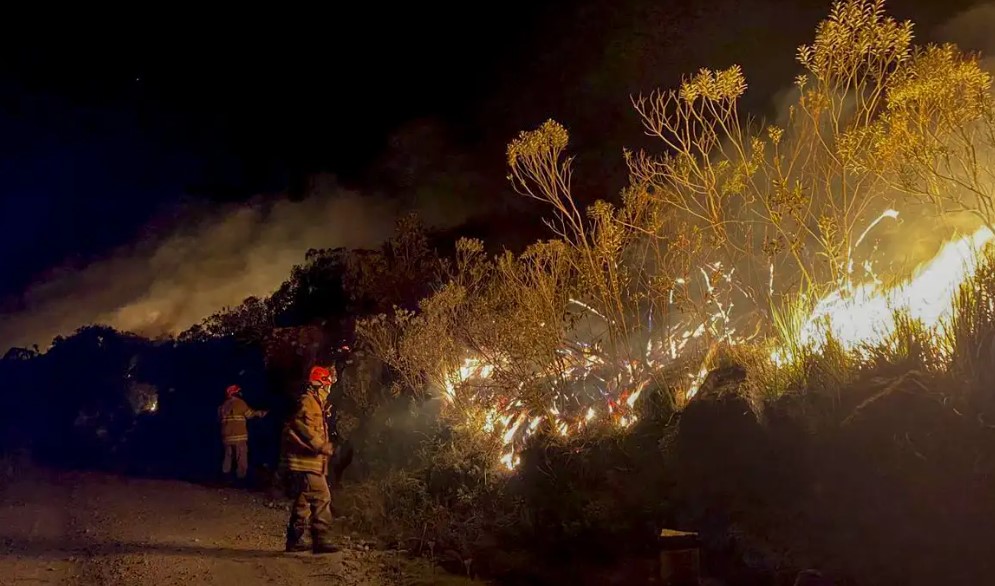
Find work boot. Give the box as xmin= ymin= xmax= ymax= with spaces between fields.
xmin=312 ymin=542 xmax=340 ymax=555
xmin=285 ymin=526 xmax=309 ymax=553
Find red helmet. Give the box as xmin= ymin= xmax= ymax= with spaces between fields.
xmin=226 ymin=384 xmax=241 ymax=398
xmin=309 ymin=366 xmax=334 ymax=386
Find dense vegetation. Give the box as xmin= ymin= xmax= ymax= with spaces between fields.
xmin=5 ymin=2 xmax=995 ymax=584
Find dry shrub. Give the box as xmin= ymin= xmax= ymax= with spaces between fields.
xmin=696 ymin=248 xmax=995 ymax=584
xmin=513 ymin=420 xmax=676 ymax=557
xmin=343 ymin=2 xmax=995 ymax=583
xmin=949 ymin=247 xmax=995 ymax=405
xmin=338 ymin=413 xmax=518 ymax=574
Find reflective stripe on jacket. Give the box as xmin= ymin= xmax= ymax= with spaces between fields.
xmin=218 ymin=396 xmax=262 ymax=444
xmin=281 ymin=392 xmax=329 ymax=474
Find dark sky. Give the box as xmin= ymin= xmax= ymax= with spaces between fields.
xmin=0 ymin=0 xmax=987 ymax=347
xmin=0 ymin=3 xmax=552 ymax=299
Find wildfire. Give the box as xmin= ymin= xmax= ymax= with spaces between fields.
xmin=772 ymin=225 xmax=994 ymax=364
xmin=437 ymin=208 xmax=995 ymax=472
xmin=439 ymin=271 xmax=740 ymax=470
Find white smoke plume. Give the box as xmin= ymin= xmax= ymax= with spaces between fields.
xmin=749 ymin=4 xmax=995 ymax=285
xmin=933 ymin=3 xmax=995 ymax=61
xmin=0 ymin=174 xmax=478 ymax=352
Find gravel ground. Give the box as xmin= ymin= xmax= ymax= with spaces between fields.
xmin=0 ymin=467 xmax=481 ymax=586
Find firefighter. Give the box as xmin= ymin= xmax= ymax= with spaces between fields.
xmin=218 ymin=384 xmax=268 ymax=482
xmin=282 ymin=365 xmax=338 ymax=554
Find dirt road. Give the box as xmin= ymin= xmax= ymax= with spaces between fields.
xmin=0 ymin=467 xmax=475 ymax=586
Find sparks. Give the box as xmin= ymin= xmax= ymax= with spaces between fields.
xmin=435 ymin=213 xmax=991 ymax=473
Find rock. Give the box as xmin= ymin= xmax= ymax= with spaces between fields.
xmin=695 ymin=365 xmax=748 ymax=400
xmin=676 ymin=388 xmax=768 ymax=504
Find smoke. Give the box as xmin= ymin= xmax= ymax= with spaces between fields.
xmin=750 ymin=3 xmax=995 ymax=292
xmin=0 ymin=174 xmax=478 ymax=353
xmin=874 ymin=1 xmax=995 ymax=268
xmin=934 ymin=3 xmax=995 ymax=64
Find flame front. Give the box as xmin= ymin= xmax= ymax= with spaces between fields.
xmin=437 ymin=212 xmax=995 ymax=471
xmin=774 ymin=226 xmax=995 ymax=364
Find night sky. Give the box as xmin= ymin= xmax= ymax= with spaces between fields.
xmin=0 ymin=0 xmax=986 ymax=350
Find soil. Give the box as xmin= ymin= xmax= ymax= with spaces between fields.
xmin=0 ymin=466 xmax=482 ymax=585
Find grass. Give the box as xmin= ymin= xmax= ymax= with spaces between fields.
xmin=334 ymin=248 xmax=995 ymax=585
xmin=947 ymin=247 xmax=995 ymax=398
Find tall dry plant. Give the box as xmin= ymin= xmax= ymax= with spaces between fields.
xmin=506 ymin=120 xmax=716 ymax=408
xmin=868 ymin=43 xmax=995 ymax=230
xmin=360 ymin=0 xmax=995 ymax=432
xmin=628 ymin=0 xmax=916 ymax=316
xmin=357 ymin=237 xmax=578 ymax=415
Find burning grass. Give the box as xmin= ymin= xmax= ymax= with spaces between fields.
xmin=359 ymin=224 xmax=995 ymax=473
xmin=346 ymin=244 xmax=995 ymax=581
xmin=340 ymin=245 xmax=995 ymax=582
xmin=358 ymin=0 xmax=995 ymax=473
xmin=346 ymin=2 xmax=995 ymax=582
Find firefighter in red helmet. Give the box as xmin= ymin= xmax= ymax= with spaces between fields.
xmin=218 ymin=384 xmax=268 ymax=483
xmin=281 ymin=365 xmax=338 ymax=553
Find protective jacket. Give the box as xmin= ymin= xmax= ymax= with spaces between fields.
xmin=218 ymin=396 xmax=265 ymax=444
xmin=281 ymin=391 xmax=330 ymax=474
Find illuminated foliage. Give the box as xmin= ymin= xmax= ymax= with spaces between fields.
xmin=358 ymin=0 xmax=995 ymax=473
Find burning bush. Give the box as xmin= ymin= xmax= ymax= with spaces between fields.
xmin=349 ymin=1 xmax=995 ymax=583
xmin=357 ymin=0 xmax=995 ymax=471
xmin=8 ymin=2 xmax=995 ymax=584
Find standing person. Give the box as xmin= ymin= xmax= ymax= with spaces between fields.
xmin=282 ymin=365 xmax=338 ymax=554
xmin=218 ymin=384 xmax=268 ymax=483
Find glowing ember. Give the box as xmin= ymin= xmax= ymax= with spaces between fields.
xmin=439 ymin=263 xmax=736 ymax=470
xmin=435 ymin=204 xmax=995 ymax=472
